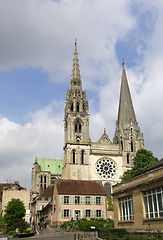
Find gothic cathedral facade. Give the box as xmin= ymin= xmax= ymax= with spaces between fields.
xmin=61 ymin=42 xmax=144 ymax=194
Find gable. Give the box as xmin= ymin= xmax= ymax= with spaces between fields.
xmin=97 ymin=133 xmax=112 ymax=144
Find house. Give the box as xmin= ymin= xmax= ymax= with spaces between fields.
xmin=0 ymin=183 xmax=10 ymax=214
xmin=52 ymin=179 xmax=107 ymax=226
xmin=2 ymin=181 xmax=30 ymax=223
xmin=112 ymin=158 xmax=163 ymax=230
xmin=30 ymin=184 xmax=54 ymax=225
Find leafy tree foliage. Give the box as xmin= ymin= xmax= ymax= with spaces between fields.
xmin=0 ymin=211 xmax=5 ymax=231
xmin=4 ymin=198 xmax=26 ymax=229
xmin=121 ymin=149 xmax=159 ymax=182
xmin=107 ymin=196 xmax=113 ymax=210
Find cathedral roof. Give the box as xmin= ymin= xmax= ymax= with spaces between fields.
xmin=55 ymin=179 xmax=106 ymax=195
xmin=117 ymin=63 xmax=138 ymax=130
xmin=37 ymin=158 xmax=63 ymax=175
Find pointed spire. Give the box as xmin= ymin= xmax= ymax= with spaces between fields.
xmin=71 ymin=39 xmax=82 ymax=88
xmin=117 ymin=64 xmax=138 ymax=130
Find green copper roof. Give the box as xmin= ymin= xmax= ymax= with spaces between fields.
xmin=37 ymin=158 xmax=63 ymax=175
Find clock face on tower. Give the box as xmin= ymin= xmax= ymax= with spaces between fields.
xmin=95 ymin=158 xmax=117 ymax=179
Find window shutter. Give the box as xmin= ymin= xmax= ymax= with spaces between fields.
xmin=69 ymin=196 xmax=72 ymax=204
xmin=61 ymin=196 xmax=64 ymax=204
xmin=83 ymin=196 xmax=86 ymax=204
xmin=83 ymin=210 xmax=86 ymax=218
xmin=69 ymin=210 xmax=72 ymax=218
xmin=94 ymin=197 xmax=96 ymax=205
xmin=91 ymin=197 xmax=93 ymax=205
xmin=91 ymin=210 xmax=94 ymax=218
xmin=102 ymin=210 xmax=104 ymax=218
xmin=94 ymin=210 xmax=96 ymax=218
xmin=80 ymin=196 xmax=82 ymax=204
xmin=61 ymin=210 xmax=64 ymax=218
xmin=72 ymin=196 xmax=75 ymax=204
xmin=101 ymin=197 xmax=104 ymax=205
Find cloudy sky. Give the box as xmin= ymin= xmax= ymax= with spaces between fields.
xmin=0 ymin=0 xmax=163 ymax=190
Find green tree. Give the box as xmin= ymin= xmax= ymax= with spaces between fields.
xmin=107 ymin=196 xmax=113 ymax=210
xmin=0 ymin=211 xmax=5 ymax=231
xmin=4 ymin=198 xmax=26 ymax=229
xmin=121 ymin=149 xmax=159 ymax=182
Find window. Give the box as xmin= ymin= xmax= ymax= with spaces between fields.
xmin=73 ymin=150 xmax=75 ymax=164
xmin=44 ymin=175 xmax=46 ymax=183
xmin=121 ymin=140 xmax=123 ymax=151
xmin=76 ymin=102 xmax=80 ymax=112
xmin=70 ymin=103 xmax=73 ymax=111
xmin=75 ymin=196 xmax=80 ymax=204
xmin=104 ymin=183 xmax=111 ymax=198
xmin=144 ymin=187 xmax=163 ymax=218
xmin=75 ymin=120 xmax=81 ymax=133
xmin=85 ymin=197 xmax=90 ymax=204
xmin=81 ymin=150 xmax=84 ymax=164
xmin=96 ymin=197 xmax=101 ymax=205
xmin=64 ymin=210 xmax=69 ymax=218
xmin=64 ymin=196 xmax=69 ymax=204
xmin=86 ymin=210 xmax=91 ymax=218
xmin=131 ymin=141 xmax=133 ymax=152
xmin=96 ymin=210 xmax=101 ymax=218
xmin=119 ymin=195 xmax=134 ymax=221
xmin=127 ymin=153 xmax=129 ymax=164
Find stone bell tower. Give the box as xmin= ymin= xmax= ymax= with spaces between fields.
xmin=113 ymin=63 xmax=144 ymax=168
xmin=61 ymin=41 xmax=91 ymax=180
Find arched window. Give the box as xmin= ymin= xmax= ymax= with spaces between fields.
xmin=73 ymin=150 xmax=75 ymax=164
xmin=131 ymin=141 xmax=133 ymax=152
xmin=44 ymin=175 xmax=46 ymax=183
xmin=81 ymin=150 xmax=84 ymax=164
xmin=127 ymin=153 xmax=129 ymax=164
xmin=121 ymin=140 xmax=123 ymax=151
xmin=104 ymin=183 xmax=111 ymax=198
xmin=75 ymin=120 xmax=81 ymax=133
xmin=41 ymin=175 xmax=43 ymax=183
xmin=76 ymin=102 xmax=80 ymax=112
xmin=70 ymin=103 xmax=73 ymax=111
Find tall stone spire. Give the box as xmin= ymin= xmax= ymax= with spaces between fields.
xmin=71 ymin=40 xmax=82 ymax=88
xmin=117 ymin=63 xmax=137 ymax=131
xmin=113 ymin=63 xmax=144 ymax=167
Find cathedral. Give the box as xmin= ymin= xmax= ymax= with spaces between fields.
xmin=31 ymin=41 xmax=144 ymax=199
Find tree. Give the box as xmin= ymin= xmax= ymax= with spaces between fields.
xmin=107 ymin=196 xmax=113 ymax=210
xmin=4 ymin=198 xmax=26 ymax=228
xmin=121 ymin=149 xmax=159 ymax=182
xmin=0 ymin=211 xmax=5 ymax=231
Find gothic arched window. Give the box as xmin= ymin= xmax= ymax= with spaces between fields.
xmin=70 ymin=103 xmax=73 ymax=111
xmin=76 ymin=102 xmax=80 ymax=112
xmin=131 ymin=141 xmax=133 ymax=152
xmin=81 ymin=150 xmax=84 ymax=164
xmin=75 ymin=120 xmax=81 ymax=133
xmin=73 ymin=150 xmax=75 ymax=164
xmin=104 ymin=183 xmax=111 ymax=198
xmin=121 ymin=140 xmax=123 ymax=151
xmin=127 ymin=153 xmax=129 ymax=164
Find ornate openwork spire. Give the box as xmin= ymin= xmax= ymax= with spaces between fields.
xmin=71 ymin=39 xmax=81 ymax=88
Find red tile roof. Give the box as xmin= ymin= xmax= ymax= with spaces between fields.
xmin=37 ymin=184 xmax=54 ymax=200
xmin=55 ymin=179 xmax=106 ymax=195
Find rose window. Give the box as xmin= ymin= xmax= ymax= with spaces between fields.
xmin=96 ymin=158 xmax=117 ymax=179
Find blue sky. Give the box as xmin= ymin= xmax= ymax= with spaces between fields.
xmin=0 ymin=0 xmax=163 ymax=189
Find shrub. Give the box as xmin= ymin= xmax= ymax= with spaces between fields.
xmin=8 ymin=230 xmax=14 ymax=235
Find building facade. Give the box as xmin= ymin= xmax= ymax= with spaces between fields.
xmin=31 ymin=157 xmax=63 ymax=201
xmin=113 ymin=159 xmax=163 ymax=230
xmin=2 ymin=181 xmax=30 ymax=223
xmin=52 ymin=179 xmax=107 ymax=226
xmin=61 ymin=41 xmax=144 ymax=194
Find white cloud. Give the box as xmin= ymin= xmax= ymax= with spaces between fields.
xmin=0 ymin=101 xmax=64 ymax=189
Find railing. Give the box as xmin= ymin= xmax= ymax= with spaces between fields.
xmin=74 ymin=231 xmax=97 ymax=240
